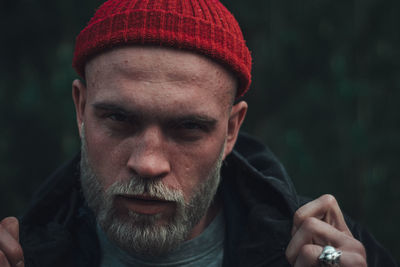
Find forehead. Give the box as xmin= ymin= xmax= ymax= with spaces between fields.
xmin=84 ymin=46 xmax=236 ymax=107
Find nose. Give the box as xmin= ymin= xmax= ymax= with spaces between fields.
xmin=126 ymin=127 xmax=171 ymax=179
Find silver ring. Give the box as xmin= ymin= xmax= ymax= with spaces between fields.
xmin=318 ymin=245 xmax=342 ymax=266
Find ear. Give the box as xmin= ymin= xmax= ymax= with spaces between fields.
xmin=223 ymin=101 xmax=248 ymax=159
xmin=72 ymin=79 xmax=87 ymax=137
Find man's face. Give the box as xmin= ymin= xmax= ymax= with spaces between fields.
xmin=73 ymin=46 xmax=246 ymax=255
xmin=80 ymin=128 xmax=224 ymax=256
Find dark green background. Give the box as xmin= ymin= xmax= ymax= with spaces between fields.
xmin=1 ymin=0 xmax=399 ymax=262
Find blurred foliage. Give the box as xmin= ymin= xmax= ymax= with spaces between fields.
xmin=1 ymin=0 xmax=399 ymax=263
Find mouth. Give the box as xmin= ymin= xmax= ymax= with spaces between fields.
xmin=120 ymin=194 xmax=168 ymax=201
xmin=115 ymin=194 xmax=175 ymax=215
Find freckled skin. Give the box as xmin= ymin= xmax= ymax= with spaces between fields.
xmin=72 ymin=46 xmax=248 ymax=240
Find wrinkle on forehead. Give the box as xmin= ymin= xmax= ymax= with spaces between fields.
xmin=85 ymin=46 xmax=237 ymax=108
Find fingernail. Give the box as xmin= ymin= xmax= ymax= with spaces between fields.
xmin=16 ymin=261 xmax=24 ymax=267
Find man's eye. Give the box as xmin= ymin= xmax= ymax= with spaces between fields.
xmin=180 ymin=122 xmax=204 ymax=130
xmin=108 ymin=113 xmax=127 ymax=122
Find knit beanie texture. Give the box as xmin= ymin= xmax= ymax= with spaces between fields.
xmin=73 ymin=0 xmax=252 ymax=98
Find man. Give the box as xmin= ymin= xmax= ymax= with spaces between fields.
xmin=0 ymin=0 xmax=396 ymax=266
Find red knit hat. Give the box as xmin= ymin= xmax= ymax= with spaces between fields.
xmin=73 ymin=0 xmax=252 ymax=98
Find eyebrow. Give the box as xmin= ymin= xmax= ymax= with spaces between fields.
xmin=92 ymin=102 xmax=134 ymax=115
xmin=92 ymin=101 xmax=218 ymax=126
xmin=170 ymin=115 xmax=218 ymax=127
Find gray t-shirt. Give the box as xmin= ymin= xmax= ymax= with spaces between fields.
xmin=97 ymin=212 xmax=225 ymax=267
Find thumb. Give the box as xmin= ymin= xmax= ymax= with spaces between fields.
xmin=1 ymin=216 xmax=20 ymax=241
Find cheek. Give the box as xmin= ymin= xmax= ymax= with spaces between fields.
xmin=169 ymin=137 xmax=225 ymax=201
xmin=84 ymin=123 xmax=128 ymax=189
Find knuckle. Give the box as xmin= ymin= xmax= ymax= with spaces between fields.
xmin=0 ymin=224 xmax=7 ymax=237
xmin=285 ymin=249 xmax=297 ymax=265
xmin=321 ymin=194 xmax=337 ymax=207
xmin=299 ymin=244 xmax=315 ymax=256
xmin=8 ymin=217 xmax=19 ymax=228
xmin=302 ymin=217 xmax=319 ymax=232
xmin=0 ymin=251 xmax=8 ymax=264
xmin=9 ymin=245 xmax=23 ymax=259
xmin=1 ymin=216 xmax=17 ymax=225
xmin=297 ymin=245 xmax=321 ymax=266
xmin=350 ymin=252 xmax=367 ymax=267
xmin=352 ymin=238 xmax=363 ymax=248
xmin=293 ymin=209 xmax=306 ymax=224
xmin=284 ymin=249 xmax=293 ymax=264
xmin=352 ymin=240 xmax=367 ymax=257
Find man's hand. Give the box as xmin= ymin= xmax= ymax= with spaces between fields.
xmin=286 ymin=194 xmax=367 ymax=267
xmin=0 ymin=217 xmax=24 ymax=267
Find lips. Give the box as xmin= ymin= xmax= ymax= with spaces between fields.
xmin=115 ymin=194 xmax=174 ymax=215
xmin=119 ymin=194 xmax=168 ymax=202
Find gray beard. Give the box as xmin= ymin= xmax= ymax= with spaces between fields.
xmin=79 ymin=133 xmax=224 ymax=256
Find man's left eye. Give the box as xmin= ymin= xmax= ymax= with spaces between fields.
xmin=108 ymin=113 xmax=127 ymax=122
xmin=180 ymin=122 xmax=204 ymax=130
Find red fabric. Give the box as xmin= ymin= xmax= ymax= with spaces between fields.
xmin=73 ymin=0 xmax=252 ymax=98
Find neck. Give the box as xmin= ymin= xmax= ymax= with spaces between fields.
xmin=186 ymin=194 xmax=222 ymax=240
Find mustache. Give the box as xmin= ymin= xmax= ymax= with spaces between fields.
xmin=105 ymin=176 xmax=185 ymax=203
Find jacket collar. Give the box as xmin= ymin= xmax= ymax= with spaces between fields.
xmin=221 ymin=132 xmax=300 ymax=266
xmin=21 ymin=133 xmax=300 ymax=267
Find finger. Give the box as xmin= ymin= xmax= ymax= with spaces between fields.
xmin=286 ymin=217 xmax=354 ymax=265
xmin=0 ymin=217 xmax=19 ymax=242
xmin=0 ymin=251 xmax=11 ymax=267
xmin=292 ymin=245 xmax=366 ymax=267
xmin=293 ymin=244 xmax=322 ymax=267
xmin=292 ymin=194 xmax=351 ymax=236
xmin=0 ymin=224 xmax=24 ymax=267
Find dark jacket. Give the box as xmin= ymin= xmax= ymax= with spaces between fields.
xmin=20 ymin=133 xmax=397 ymax=266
